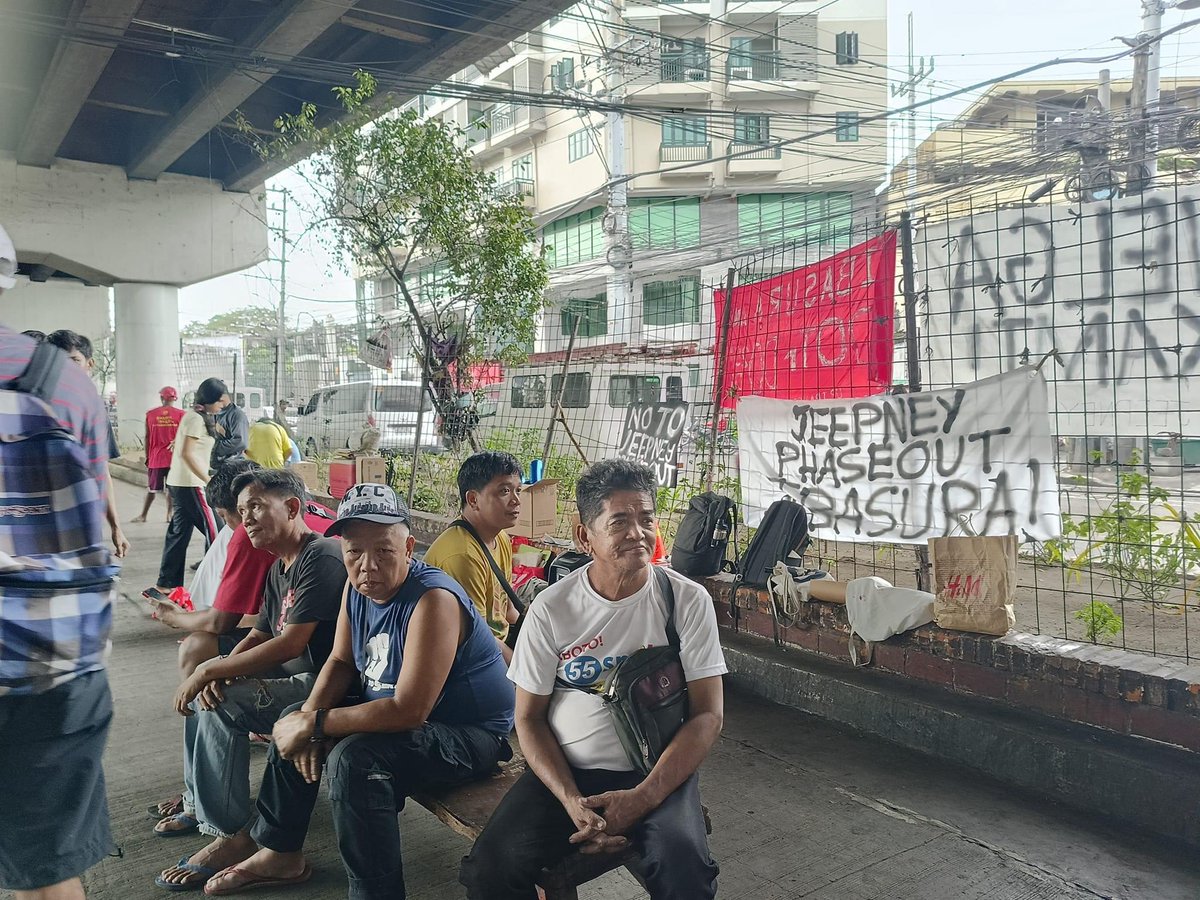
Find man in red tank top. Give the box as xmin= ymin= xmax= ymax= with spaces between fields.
xmin=133 ymin=387 xmax=185 ymax=523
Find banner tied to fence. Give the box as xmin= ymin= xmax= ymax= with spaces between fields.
xmin=713 ymin=231 xmax=896 ymax=409
xmin=615 ymin=402 xmax=688 ymax=488
xmin=737 ymin=368 xmax=1062 ymax=544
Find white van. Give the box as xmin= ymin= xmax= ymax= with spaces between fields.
xmin=473 ymin=362 xmax=690 ymax=461
xmin=294 ymin=380 xmax=441 ymax=455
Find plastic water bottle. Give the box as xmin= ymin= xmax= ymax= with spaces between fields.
xmin=528 ymin=458 xmax=544 ymax=484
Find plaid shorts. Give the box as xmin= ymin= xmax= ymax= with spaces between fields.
xmin=0 ymin=671 xmax=113 ymax=890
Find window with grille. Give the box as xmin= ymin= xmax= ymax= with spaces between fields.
xmin=550 ymin=372 xmax=592 ymax=408
xmin=568 ymin=129 xmax=592 ymax=162
xmin=608 ymin=375 xmax=662 ymax=408
xmin=511 ymin=375 xmax=547 ymax=408
xmin=561 ymin=293 xmax=607 ymax=337
xmin=734 ymin=114 xmax=771 ymax=143
xmin=629 ymin=197 xmax=701 ymax=250
xmin=642 ymin=277 xmax=701 ymax=326
xmin=836 ymin=31 xmax=859 ymax=65
xmin=835 ymin=111 xmax=860 ymax=142
xmin=661 ymin=116 xmax=708 ymax=145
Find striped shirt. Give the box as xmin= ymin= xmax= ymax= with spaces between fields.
xmin=0 ymin=327 xmax=111 ymax=489
xmin=0 ymin=326 xmax=115 ymax=696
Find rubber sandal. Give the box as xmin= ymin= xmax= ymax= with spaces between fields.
xmin=154 ymin=812 xmax=200 ymax=837
xmin=147 ymin=795 xmax=184 ymax=819
xmin=203 ymin=863 xmax=312 ymax=896
xmin=156 ymin=857 xmax=218 ymax=892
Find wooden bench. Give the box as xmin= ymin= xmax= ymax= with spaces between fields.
xmin=410 ymin=746 xmax=709 ymax=900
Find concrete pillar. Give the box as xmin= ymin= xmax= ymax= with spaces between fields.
xmin=114 ymin=283 xmax=179 ymax=445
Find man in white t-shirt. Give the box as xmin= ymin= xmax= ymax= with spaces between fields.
xmin=459 ymin=460 xmax=726 ymax=900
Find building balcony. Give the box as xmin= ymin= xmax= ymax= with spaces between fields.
xmin=726 ymin=141 xmax=784 ymax=177
xmin=659 ymin=142 xmax=713 ymax=178
xmin=494 ymin=177 xmax=536 ymax=206
xmin=625 ymin=53 xmax=712 ymax=104
xmin=727 ymin=51 xmax=820 ymax=100
xmin=469 ymin=101 xmax=547 ymax=156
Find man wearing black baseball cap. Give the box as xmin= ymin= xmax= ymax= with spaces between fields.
xmin=202 ymin=483 xmax=515 ymax=898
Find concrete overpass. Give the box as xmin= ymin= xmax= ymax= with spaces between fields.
xmin=0 ymin=0 xmax=566 ymax=437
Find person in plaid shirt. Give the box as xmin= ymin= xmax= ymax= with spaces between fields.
xmin=0 ymin=223 xmax=118 ymax=900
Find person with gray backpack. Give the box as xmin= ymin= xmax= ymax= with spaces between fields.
xmin=0 ymin=224 xmax=119 ymax=900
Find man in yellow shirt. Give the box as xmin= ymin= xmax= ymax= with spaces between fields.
xmin=245 ymin=416 xmax=290 ymax=469
xmin=425 ymin=451 xmax=522 ymax=663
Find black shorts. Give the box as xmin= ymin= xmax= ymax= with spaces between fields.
xmin=0 ymin=671 xmax=113 ymax=890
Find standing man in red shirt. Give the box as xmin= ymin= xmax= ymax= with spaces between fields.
xmin=134 ymin=387 xmax=185 ymax=524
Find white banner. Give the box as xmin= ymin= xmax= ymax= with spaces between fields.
xmin=918 ymin=188 xmax=1200 ymax=435
xmin=737 ymin=368 xmax=1061 ymax=543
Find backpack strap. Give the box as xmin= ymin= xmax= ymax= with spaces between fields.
xmin=9 ymin=341 xmax=65 ymax=403
xmin=450 ymin=518 xmax=526 ymax=616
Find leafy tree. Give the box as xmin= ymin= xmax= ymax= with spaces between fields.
xmin=243 ymin=71 xmax=548 ymax=439
xmin=182 ymin=306 xmax=279 ymax=340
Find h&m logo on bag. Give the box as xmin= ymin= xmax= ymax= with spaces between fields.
xmin=943 ymin=574 xmax=986 ymax=600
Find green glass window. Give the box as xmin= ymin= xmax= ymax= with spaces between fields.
xmin=835 ymin=111 xmax=860 ymax=142
xmin=511 ymin=375 xmax=546 ymax=409
xmin=542 ymin=208 xmax=603 ymax=268
xmin=561 ymin=293 xmax=607 ymax=337
xmin=661 ymin=116 xmax=707 ymax=145
xmin=568 ymin=129 xmax=592 ymax=162
xmin=736 ymin=193 xmax=853 ymax=249
xmin=629 ymin=197 xmax=700 ymax=251
xmin=643 ymin=276 xmax=700 ymax=326
xmin=733 ymin=114 xmax=770 ymax=143
xmin=608 ymin=375 xmax=662 ymax=408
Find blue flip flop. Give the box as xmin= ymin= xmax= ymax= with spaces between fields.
xmin=155 ymin=857 xmax=218 ymax=892
xmin=154 ymin=812 xmax=199 ymax=837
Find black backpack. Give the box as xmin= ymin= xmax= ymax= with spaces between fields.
xmin=739 ymin=498 xmax=810 ymax=589
xmin=670 ymin=492 xmax=736 ymax=578
xmin=547 ymin=550 xmax=592 ymax=585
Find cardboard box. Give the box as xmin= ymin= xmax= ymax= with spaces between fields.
xmin=355 ymin=455 xmax=388 ymax=487
xmin=288 ymin=461 xmax=320 ymax=495
xmin=512 ymin=479 xmax=560 ymax=539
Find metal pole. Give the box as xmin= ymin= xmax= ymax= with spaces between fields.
xmin=705 ymin=267 xmax=736 ymax=491
xmin=274 ymin=190 xmax=288 ymax=408
xmin=604 ymin=0 xmax=633 ymax=348
xmin=900 ymin=212 xmax=931 ymax=592
xmin=543 ymin=312 xmax=581 ymax=464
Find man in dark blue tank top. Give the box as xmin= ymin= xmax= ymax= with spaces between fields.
xmin=202 ymin=483 xmax=515 ymax=900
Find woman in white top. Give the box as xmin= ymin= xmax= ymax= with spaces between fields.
xmin=144 ymin=378 xmax=227 ymax=597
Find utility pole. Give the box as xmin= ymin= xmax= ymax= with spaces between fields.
xmin=890 ymin=13 xmax=933 ymax=209
xmin=268 ymin=187 xmax=288 ymax=407
xmin=604 ymin=0 xmax=633 ymax=348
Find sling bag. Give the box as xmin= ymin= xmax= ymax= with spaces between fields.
xmin=557 ymin=567 xmax=688 ymax=776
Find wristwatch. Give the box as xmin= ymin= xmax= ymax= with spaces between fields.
xmin=310 ymin=708 xmax=328 ymax=744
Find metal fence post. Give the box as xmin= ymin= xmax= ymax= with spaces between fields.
xmin=706 ymin=266 xmax=737 ymax=492
xmin=900 ymin=211 xmax=932 ymax=593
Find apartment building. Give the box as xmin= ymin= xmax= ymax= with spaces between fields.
xmin=362 ymin=0 xmax=888 ymax=379
xmin=898 ymin=76 xmax=1200 ymax=215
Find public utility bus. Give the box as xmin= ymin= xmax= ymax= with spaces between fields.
xmin=471 ymin=361 xmax=693 ymax=463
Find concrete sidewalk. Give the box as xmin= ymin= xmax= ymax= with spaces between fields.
xmin=7 ymin=480 xmax=1198 ymax=900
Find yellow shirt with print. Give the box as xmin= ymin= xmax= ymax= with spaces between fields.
xmin=424 ymin=524 xmax=513 ymax=642
xmin=246 ymin=419 xmax=289 ymax=469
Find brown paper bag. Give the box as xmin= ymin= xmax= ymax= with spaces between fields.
xmin=929 ymin=535 xmax=1017 ymax=635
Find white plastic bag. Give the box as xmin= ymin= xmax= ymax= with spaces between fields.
xmin=845 ymin=576 xmax=935 ymax=666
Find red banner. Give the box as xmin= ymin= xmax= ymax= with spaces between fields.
xmin=713 ymin=232 xmax=896 ymax=408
